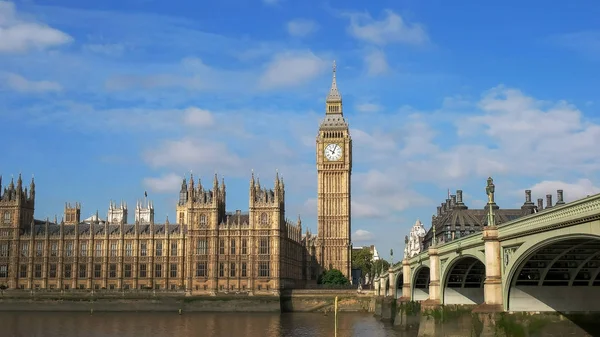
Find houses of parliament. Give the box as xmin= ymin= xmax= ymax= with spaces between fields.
xmin=0 ymin=62 xmax=353 ymax=294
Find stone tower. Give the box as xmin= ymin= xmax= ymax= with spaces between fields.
xmin=176 ymin=174 xmax=226 ymax=228
xmin=315 ymin=61 xmax=352 ymax=279
xmin=107 ymin=200 xmax=128 ymax=224
xmin=178 ymin=174 xmax=226 ymax=294
xmin=135 ymin=198 xmax=154 ymax=224
xmin=64 ymin=202 xmax=81 ymax=225
xmin=249 ymin=171 xmax=285 ymax=285
xmin=0 ymin=174 xmax=35 ymax=229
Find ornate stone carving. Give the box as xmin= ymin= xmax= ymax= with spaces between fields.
xmin=503 ymin=246 xmax=519 ymax=270
xmin=404 ymin=219 xmax=427 ymax=259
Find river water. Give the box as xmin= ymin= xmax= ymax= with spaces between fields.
xmin=0 ymin=312 xmax=413 ymax=337
xmin=2 ymin=311 xmax=598 ymax=337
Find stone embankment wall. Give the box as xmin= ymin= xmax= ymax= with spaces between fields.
xmin=279 ymin=289 xmax=372 ymax=313
xmin=0 ymin=290 xmax=373 ymax=313
xmin=0 ymin=291 xmax=281 ymax=312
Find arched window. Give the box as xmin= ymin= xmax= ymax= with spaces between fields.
xmin=179 ymin=213 xmax=184 ymax=225
xmin=260 ymin=213 xmax=268 ymax=226
xmin=200 ymin=214 xmax=207 ymax=227
xmin=3 ymin=212 xmax=10 ymax=224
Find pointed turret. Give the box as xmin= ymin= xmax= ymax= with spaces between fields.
xmin=29 ymin=176 xmax=35 ymax=200
xmin=17 ymin=173 xmax=22 ymax=192
xmin=188 ymin=173 xmax=195 ymax=200
xmin=178 ymin=176 xmax=188 ymax=206
xmin=326 ymin=60 xmax=341 ymax=104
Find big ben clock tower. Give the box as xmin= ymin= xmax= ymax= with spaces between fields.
xmin=316 ymin=61 xmax=352 ymax=279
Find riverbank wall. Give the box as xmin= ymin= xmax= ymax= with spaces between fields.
xmin=0 ymin=289 xmax=372 ymax=313
xmin=279 ymin=289 xmax=372 ymax=313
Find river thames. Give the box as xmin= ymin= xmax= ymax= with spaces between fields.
xmin=2 ymin=311 xmax=599 ymax=336
xmin=0 ymin=312 xmax=414 ymax=337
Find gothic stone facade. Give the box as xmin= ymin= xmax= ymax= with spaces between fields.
xmin=0 ymin=174 xmax=304 ymax=294
xmin=0 ymin=62 xmax=353 ymax=291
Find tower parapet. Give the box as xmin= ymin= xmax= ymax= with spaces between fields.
xmin=176 ymin=173 xmax=226 ymax=227
xmin=135 ymin=197 xmax=154 ymax=224
xmin=64 ymin=202 xmax=81 ymax=225
xmin=0 ymin=174 xmax=35 ymax=228
xmin=107 ymin=200 xmax=128 ymax=224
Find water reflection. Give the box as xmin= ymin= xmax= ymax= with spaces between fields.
xmin=0 ymin=312 xmax=410 ymax=337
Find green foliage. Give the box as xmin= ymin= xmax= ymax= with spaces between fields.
xmin=373 ymin=259 xmax=390 ymax=273
xmin=397 ymin=301 xmax=421 ymax=316
xmin=351 ymin=247 xmax=373 ymax=277
xmin=351 ymin=247 xmax=391 ymax=279
xmin=318 ymin=269 xmax=350 ymax=285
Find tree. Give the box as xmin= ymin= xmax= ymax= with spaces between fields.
xmin=373 ymin=259 xmax=390 ymax=274
xmin=318 ymin=269 xmax=350 ymax=285
xmin=352 ymin=247 xmax=373 ymax=278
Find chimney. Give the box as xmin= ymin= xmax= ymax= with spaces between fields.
xmin=456 ymin=190 xmax=463 ymax=204
xmin=537 ymin=198 xmax=544 ymax=211
xmin=450 ymin=195 xmax=457 ymax=208
xmin=521 ymin=189 xmax=535 ymax=211
xmin=436 ymin=206 xmax=442 ymax=216
xmin=556 ymin=190 xmax=565 ymax=205
xmin=525 ymin=190 xmax=532 ymax=203
xmin=546 ymin=194 xmax=553 ymax=209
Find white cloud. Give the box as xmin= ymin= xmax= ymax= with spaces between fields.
xmin=454 ymin=86 xmax=600 ymax=177
xmin=143 ymin=173 xmax=183 ymax=193
xmin=183 ymin=107 xmax=214 ymax=127
xmin=346 ymin=9 xmax=428 ymax=46
xmin=353 ymin=229 xmax=375 ymax=242
xmin=258 ymin=51 xmax=328 ymax=89
xmin=0 ymin=1 xmax=72 ymax=53
xmin=2 ymin=72 xmax=62 ymax=93
xmin=548 ymin=31 xmax=600 ymax=58
xmin=287 ymin=19 xmax=318 ymax=37
xmin=143 ymin=138 xmax=243 ymax=172
xmin=526 ymin=179 xmax=600 ymax=203
xmin=352 ymin=169 xmax=432 ymax=219
xmin=356 ymin=103 xmax=382 ymax=113
xmin=83 ymin=43 xmax=125 ymax=56
xmin=364 ymin=49 xmax=390 ymax=76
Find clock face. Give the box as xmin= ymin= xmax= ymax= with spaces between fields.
xmin=324 ymin=143 xmax=343 ymax=161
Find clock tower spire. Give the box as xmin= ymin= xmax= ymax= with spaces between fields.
xmin=315 ymin=60 xmax=352 ymax=279
xmin=326 ymin=60 xmax=343 ymax=115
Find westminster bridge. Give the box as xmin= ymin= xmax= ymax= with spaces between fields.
xmin=374 ymin=190 xmax=600 ymax=312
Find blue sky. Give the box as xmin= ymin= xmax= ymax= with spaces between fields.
xmin=1 ymin=0 xmax=600 ymax=260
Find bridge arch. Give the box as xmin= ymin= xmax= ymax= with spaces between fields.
xmin=393 ymin=270 xmax=403 ymax=299
xmin=411 ymin=265 xmax=430 ymax=301
xmin=505 ymin=233 xmax=600 ymax=312
xmin=441 ymin=254 xmax=486 ymax=305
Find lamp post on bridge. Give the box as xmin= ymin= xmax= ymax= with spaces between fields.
xmin=486 ymin=177 xmax=496 ymax=227
xmin=475 ymin=176 xmax=503 ymax=312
